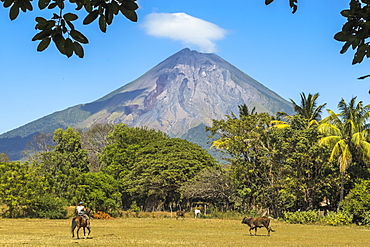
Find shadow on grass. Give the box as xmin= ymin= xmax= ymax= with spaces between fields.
xmin=242 ymin=234 xmax=272 ymax=237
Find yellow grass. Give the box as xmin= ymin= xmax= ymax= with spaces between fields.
xmin=0 ymin=217 xmax=369 ymax=247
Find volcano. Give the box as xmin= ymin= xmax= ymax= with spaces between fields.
xmin=0 ymin=48 xmax=293 ymax=160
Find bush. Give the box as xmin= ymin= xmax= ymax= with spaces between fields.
xmin=283 ymin=210 xmax=319 ymax=224
xmin=130 ymin=201 xmax=141 ymax=217
xmin=361 ymin=211 xmax=370 ymax=226
xmin=339 ymin=180 xmax=370 ymax=225
xmin=321 ymin=211 xmax=352 ymax=226
xmin=27 ymin=195 xmax=68 ymax=219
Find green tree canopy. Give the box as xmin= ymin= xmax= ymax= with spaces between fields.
xmin=274 ymin=92 xmax=327 ymax=129
xmin=209 ymin=107 xmax=335 ymax=215
xmin=122 ymin=138 xmax=217 ymax=210
xmin=339 ymin=179 xmax=370 ymax=225
xmin=73 ymin=171 xmax=122 ymax=216
xmin=39 ymin=127 xmax=89 ymax=201
xmin=100 ymin=124 xmax=170 ymax=180
xmin=0 ymin=161 xmax=50 ymax=218
xmin=319 ymin=97 xmax=370 ymax=200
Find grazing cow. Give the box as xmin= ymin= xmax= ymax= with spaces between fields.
xmin=175 ymin=210 xmax=185 ymax=220
xmin=241 ymin=217 xmax=275 ymax=236
xmin=194 ymin=209 xmax=201 ymax=218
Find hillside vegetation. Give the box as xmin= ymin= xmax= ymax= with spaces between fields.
xmin=0 ymin=96 xmax=370 ymax=229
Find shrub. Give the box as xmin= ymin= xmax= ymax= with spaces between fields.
xmin=339 ymin=179 xmax=370 ymax=225
xmin=321 ymin=211 xmax=352 ymax=226
xmin=130 ymin=201 xmax=141 ymax=217
xmin=361 ymin=211 xmax=370 ymax=226
xmin=283 ymin=210 xmax=319 ymax=224
xmin=27 ymin=195 xmax=68 ymax=219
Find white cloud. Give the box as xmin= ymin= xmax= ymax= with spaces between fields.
xmin=141 ymin=12 xmax=227 ymax=53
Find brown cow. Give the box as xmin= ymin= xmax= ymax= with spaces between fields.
xmin=241 ymin=217 xmax=275 ymax=236
xmin=175 ymin=210 xmax=185 ymax=220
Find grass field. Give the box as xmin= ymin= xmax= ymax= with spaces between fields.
xmin=0 ymin=216 xmax=369 ymax=247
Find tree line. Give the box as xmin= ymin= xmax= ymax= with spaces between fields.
xmin=0 ymin=93 xmax=369 ymax=225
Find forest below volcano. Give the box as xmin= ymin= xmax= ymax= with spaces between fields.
xmin=0 ymin=94 xmax=369 ymax=227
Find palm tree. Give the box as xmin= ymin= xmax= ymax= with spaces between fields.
xmin=238 ymin=104 xmax=257 ymax=117
xmin=318 ymin=97 xmax=370 ymax=201
xmin=290 ymin=92 xmax=327 ymax=124
xmin=272 ymin=92 xmax=326 ymax=129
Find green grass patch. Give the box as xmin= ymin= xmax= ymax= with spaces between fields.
xmin=0 ymin=217 xmax=368 ymax=246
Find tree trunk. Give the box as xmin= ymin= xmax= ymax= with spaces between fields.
xmin=340 ymin=174 xmax=344 ymax=202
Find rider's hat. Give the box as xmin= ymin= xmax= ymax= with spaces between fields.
xmin=79 ymin=202 xmax=83 ymax=205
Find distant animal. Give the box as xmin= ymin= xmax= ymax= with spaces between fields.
xmin=194 ymin=209 xmax=201 ymax=218
xmin=71 ymin=209 xmax=92 ymax=239
xmin=241 ymin=217 xmax=275 ymax=236
xmin=319 ymin=198 xmax=331 ymax=216
xmin=176 ymin=210 xmax=185 ymax=219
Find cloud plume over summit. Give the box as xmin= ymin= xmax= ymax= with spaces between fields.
xmin=141 ymin=12 xmax=227 ymax=53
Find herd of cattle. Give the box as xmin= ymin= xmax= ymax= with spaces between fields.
xmin=175 ymin=210 xmax=275 ymax=236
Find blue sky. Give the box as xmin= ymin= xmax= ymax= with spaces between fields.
xmin=1 ymin=0 xmax=369 ymax=135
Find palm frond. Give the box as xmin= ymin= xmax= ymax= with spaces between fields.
xmin=318 ymin=123 xmax=342 ymax=137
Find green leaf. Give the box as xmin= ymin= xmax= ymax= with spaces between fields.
xmin=10 ymin=3 xmax=19 ymax=20
xmin=66 ymin=20 xmax=75 ymax=30
xmin=63 ymin=13 xmax=78 ymax=21
xmin=73 ymin=42 xmax=84 ymax=58
xmin=83 ymin=10 xmax=99 ymax=25
xmin=290 ymin=0 xmax=298 ymax=14
xmin=340 ymin=41 xmax=351 ymax=54
xmin=83 ymin=0 xmax=92 ymax=12
xmin=105 ymin=5 xmax=114 ymax=25
xmin=70 ymin=30 xmax=89 ymax=44
xmin=265 ymin=0 xmax=274 ymax=5
xmin=334 ymin=32 xmax=348 ymax=42
xmin=112 ymin=1 xmax=119 ymax=15
xmin=75 ymin=1 xmax=83 ymax=10
xmin=357 ymin=74 xmax=370 ymax=80
xmin=32 ymin=30 xmax=52 ymax=41
xmin=53 ymin=33 xmax=66 ymax=55
xmin=120 ymin=6 xmax=137 ymax=22
xmin=19 ymin=1 xmax=27 ymax=12
xmin=353 ymin=46 xmax=367 ymax=64
xmin=35 ymin=17 xmax=47 ymax=23
xmin=56 ymin=0 xmax=64 ymax=9
xmin=37 ymin=38 xmax=51 ymax=51
xmin=64 ymin=38 xmax=74 ymax=58
xmin=3 ymin=0 xmax=14 ymax=8
xmin=340 ymin=10 xmax=351 ymax=18
xmin=48 ymin=2 xmax=57 ymax=9
xmin=36 ymin=20 xmax=55 ymax=30
xmin=52 ymin=13 xmax=60 ymax=19
xmin=99 ymin=15 xmax=107 ymax=33
xmin=38 ymin=0 xmax=51 ymax=9
xmin=122 ymin=0 xmax=138 ymax=11
xmin=22 ymin=0 xmax=33 ymax=11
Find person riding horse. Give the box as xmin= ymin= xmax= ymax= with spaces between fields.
xmin=76 ymin=202 xmax=89 ymax=220
xmin=72 ymin=202 xmax=92 ymax=239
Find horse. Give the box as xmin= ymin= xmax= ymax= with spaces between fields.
xmin=71 ymin=209 xmax=93 ymax=239
xmin=194 ymin=209 xmax=201 ymax=218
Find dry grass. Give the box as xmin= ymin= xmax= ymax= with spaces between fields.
xmin=0 ymin=217 xmax=369 ymax=247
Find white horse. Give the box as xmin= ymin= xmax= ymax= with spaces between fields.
xmin=194 ymin=209 xmax=201 ymax=218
